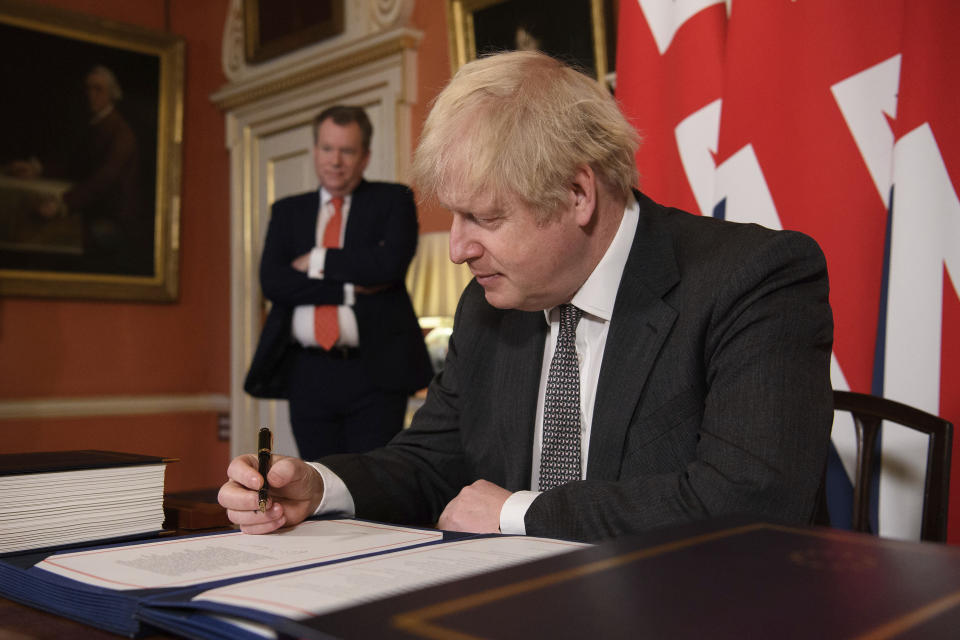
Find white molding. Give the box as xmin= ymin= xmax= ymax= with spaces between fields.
xmin=213 ymin=27 xmax=422 ymax=112
xmin=218 ymin=0 xmax=418 ymax=91
xmin=0 ymin=394 xmax=230 ymax=420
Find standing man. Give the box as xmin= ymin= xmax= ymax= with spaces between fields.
xmin=244 ymin=106 xmax=433 ymax=459
xmin=222 ymin=53 xmax=833 ymax=542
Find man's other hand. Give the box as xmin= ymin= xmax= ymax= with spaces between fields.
xmin=436 ymin=479 xmax=511 ymax=533
xmin=290 ymin=252 xmax=311 ymax=273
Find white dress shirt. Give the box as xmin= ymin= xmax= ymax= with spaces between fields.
xmin=291 ymin=187 xmax=359 ymax=347
xmin=312 ymin=196 xmax=641 ymax=531
xmin=499 ymin=195 xmax=639 ymax=533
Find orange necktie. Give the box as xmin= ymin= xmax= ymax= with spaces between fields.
xmin=313 ymin=197 xmax=343 ymax=350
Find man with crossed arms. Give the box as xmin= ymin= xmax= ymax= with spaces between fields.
xmin=244 ymin=106 xmax=432 ymax=459
xmin=222 ymin=51 xmax=833 ymax=542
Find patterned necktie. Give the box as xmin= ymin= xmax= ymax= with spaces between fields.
xmin=539 ymin=304 xmax=583 ymax=491
xmin=313 ymin=196 xmax=343 ymax=350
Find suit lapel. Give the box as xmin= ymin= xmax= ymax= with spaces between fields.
xmin=587 ymin=198 xmax=680 ymax=482
xmin=343 ymin=180 xmax=368 ymax=246
xmin=492 ymin=311 xmax=546 ymax=490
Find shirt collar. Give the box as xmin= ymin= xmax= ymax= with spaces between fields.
xmin=319 ymin=187 xmax=352 ymax=207
xmin=90 ymin=104 xmax=114 ymax=125
xmin=543 ymin=193 xmax=640 ymax=325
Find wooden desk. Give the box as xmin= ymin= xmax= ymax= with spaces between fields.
xmin=0 ymin=597 xmax=173 ymax=640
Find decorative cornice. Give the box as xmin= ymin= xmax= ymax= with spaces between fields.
xmin=211 ymin=27 xmax=422 ymax=111
xmin=0 ymin=394 xmax=230 ymax=420
xmin=221 ymin=0 xmax=246 ymax=79
xmin=370 ymin=0 xmax=415 ymax=30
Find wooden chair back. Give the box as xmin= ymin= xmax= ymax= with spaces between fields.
xmin=827 ymin=390 xmax=953 ymax=542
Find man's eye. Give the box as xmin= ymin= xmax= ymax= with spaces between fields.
xmin=457 ymin=212 xmax=499 ymax=227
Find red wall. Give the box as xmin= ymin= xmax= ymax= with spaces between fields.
xmin=0 ymin=0 xmax=232 ymax=492
xmin=0 ymin=1 xmax=453 ymax=492
xmin=411 ymin=1 xmax=453 ymax=233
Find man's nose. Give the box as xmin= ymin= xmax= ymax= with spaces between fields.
xmin=448 ymin=216 xmax=482 ymax=264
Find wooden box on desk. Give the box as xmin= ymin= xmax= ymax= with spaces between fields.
xmin=162 ymin=488 xmax=231 ymax=531
xmin=285 ymin=518 xmax=960 ymax=640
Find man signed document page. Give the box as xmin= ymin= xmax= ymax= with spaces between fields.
xmin=192 ymin=535 xmax=585 ymax=619
xmin=37 ymin=519 xmax=441 ymax=590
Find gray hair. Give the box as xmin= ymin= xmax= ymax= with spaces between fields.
xmin=412 ymin=50 xmax=639 ymax=221
xmin=88 ymin=65 xmax=123 ymax=102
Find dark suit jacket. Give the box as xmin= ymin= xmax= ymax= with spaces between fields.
xmin=244 ymin=180 xmax=433 ymax=398
xmin=321 ymin=191 xmax=834 ymax=542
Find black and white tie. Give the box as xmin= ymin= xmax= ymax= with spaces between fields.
xmin=539 ymin=304 xmax=583 ymax=491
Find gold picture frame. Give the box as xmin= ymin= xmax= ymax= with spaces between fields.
xmin=0 ymin=0 xmax=184 ymax=301
xmin=447 ymin=0 xmax=612 ymax=82
xmin=244 ymin=0 xmax=345 ymax=64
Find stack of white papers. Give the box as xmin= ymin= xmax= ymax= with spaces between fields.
xmin=0 ymin=450 xmax=169 ymax=555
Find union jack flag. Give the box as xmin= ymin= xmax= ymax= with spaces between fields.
xmin=616 ymin=0 xmax=960 ymax=543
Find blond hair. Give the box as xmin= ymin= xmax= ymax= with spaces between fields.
xmin=412 ymin=50 xmax=638 ymax=220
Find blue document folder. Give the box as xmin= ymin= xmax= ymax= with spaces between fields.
xmin=0 ymin=518 xmax=579 ymax=639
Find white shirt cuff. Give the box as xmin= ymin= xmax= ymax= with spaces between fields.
xmin=308 ymin=247 xmax=326 ymax=278
xmin=305 ymin=461 xmax=356 ymax=518
xmin=343 ymin=283 xmax=355 ymax=306
xmin=499 ymin=490 xmax=540 ymax=535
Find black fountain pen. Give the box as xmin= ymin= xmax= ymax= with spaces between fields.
xmin=257 ymin=427 xmax=272 ymax=513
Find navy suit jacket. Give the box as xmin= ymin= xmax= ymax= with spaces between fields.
xmin=244 ymin=180 xmax=433 ymax=398
xmin=321 ymin=191 xmax=834 ymax=542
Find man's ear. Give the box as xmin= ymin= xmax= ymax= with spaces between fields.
xmin=570 ymin=164 xmax=597 ymax=228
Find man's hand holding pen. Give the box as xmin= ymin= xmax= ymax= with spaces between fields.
xmin=218 ymin=452 xmax=325 ymax=534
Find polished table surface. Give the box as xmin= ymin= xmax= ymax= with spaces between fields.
xmin=0 ymin=596 xmax=174 ymax=639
